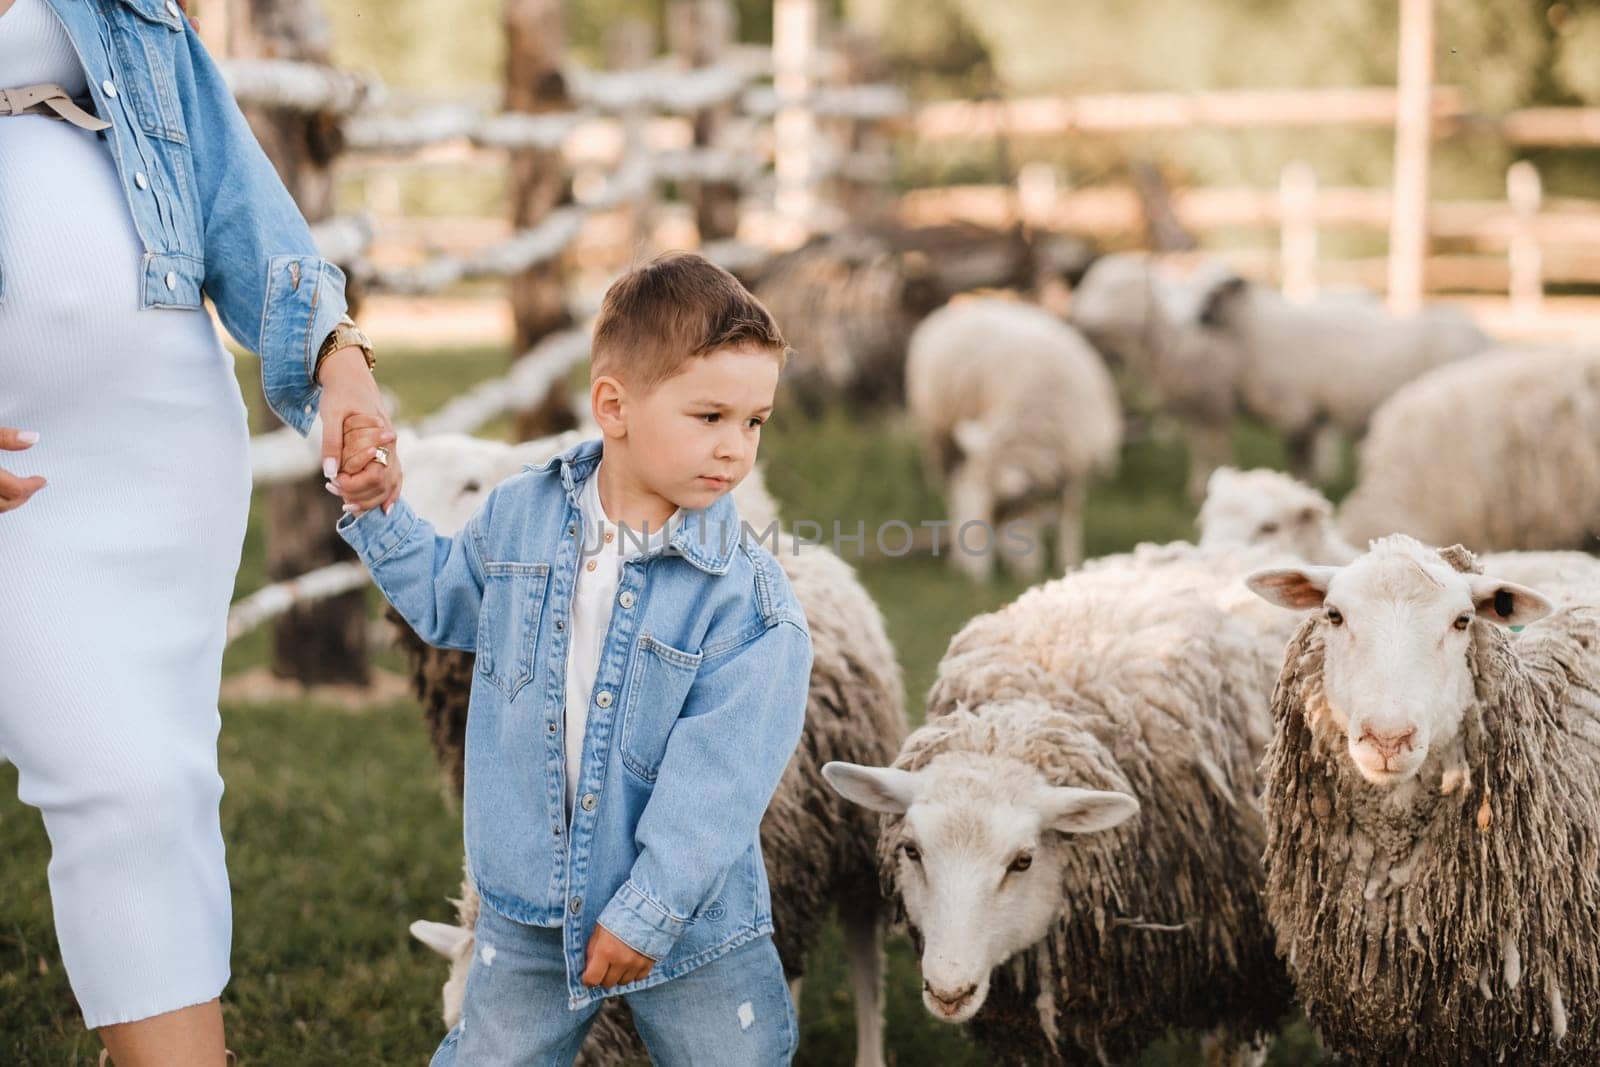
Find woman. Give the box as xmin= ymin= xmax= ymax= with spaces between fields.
xmin=0 ymin=0 xmax=401 ymax=1061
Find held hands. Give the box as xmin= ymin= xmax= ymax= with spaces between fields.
xmin=0 ymin=427 xmax=45 ymax=514
xmin=318 ymin=345 xmax=402 ymax=517
xmin=581 ymin=923 xmax=655 ymax=988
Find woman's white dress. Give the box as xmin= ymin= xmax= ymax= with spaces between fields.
xmin=0 ymin=0 xmax=248 ymax=1027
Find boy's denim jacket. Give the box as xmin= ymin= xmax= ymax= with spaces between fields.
xmin=338 ymin=439 xmax=812 ymax=1007
xmin=26 ymin=0 xmax=348 ymax=435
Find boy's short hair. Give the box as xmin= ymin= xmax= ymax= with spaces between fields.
xmin=591 ymin=252 xmax=788 ymax=392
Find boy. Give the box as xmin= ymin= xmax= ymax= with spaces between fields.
xmin=335 ymin=254 xmax=812 ymax=1064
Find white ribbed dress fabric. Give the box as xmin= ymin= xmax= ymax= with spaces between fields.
xmin=0 ymin=0 xmax=247 ymax=1028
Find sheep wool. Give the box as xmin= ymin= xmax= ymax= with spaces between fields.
xmin=1261 ymin=555 xmax=1600 ymax=1062
xmin=877 ymin=550 xmax=1295 ymax=1063
xmin=1339 ymin=349 xmax=1600 ymax=552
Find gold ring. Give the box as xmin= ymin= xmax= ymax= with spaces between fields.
xmin=374 ymin=446 xmax=390 ymax=467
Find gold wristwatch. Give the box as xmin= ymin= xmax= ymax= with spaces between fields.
xmin=314 ymin=314 xmax=376 ymax=383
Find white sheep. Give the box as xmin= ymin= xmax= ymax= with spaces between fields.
xmin=1200 ymin=466 xmax=1600 ymax=609
xmin=1246 ymin=536 xmax=1600 ymax=1062
xmin=395 ymin=431 xmax=905 ymax=1067
xmin=1070 ymin=253 xmax=1489 ymax=498
xmin=1198 ymin=466 xmax=1358 ymax=564
xmin=1339 ymin=348 xmax=1600 ymax=553
xmin=824 ymin=542 xmax=1299 ymax=1064
xmin=905 ymin=298 xmax=1121 ymax=580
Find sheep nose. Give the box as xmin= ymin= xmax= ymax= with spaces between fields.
xmin=924 ymin=981 xmax=977 ymax=1013
xmin=1360 ymin=725 xmax=1417 ymax=761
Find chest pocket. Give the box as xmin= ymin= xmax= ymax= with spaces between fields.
xmin=106 ymin=0 xmax=189 ymax=143
xmin=620 ymin=635 xmax=703 ymax=782
xmin=477 ymin=562 xmax=549 ymax=701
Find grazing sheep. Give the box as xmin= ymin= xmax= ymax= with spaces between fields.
xmin=395 ymin=432 xmax=905 ymax=1067
xmin=905 ymin=298 xmax=1121 ymax=580
xmin=1246 ymin=536 xmax=1600 ymax=1063
xmin=1070 ymin=253 xmax=1489 ymax=498
xmin=825 ymin=543 xmax=1297 ymax=1064
xmin=744 ymin=224 xmax=1094 ymax=412
xmin=1339 ymin=348 xmax=1600 ymax=553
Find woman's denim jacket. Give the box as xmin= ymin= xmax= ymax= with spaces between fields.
xmin=28 ymin=0 xmax=347 ymax=434
xmin=337 ymin=438 xmax=813 ymax=1007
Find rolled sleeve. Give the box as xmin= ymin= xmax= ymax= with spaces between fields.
xmin=596 ymin=880 xmax=689 ymax=962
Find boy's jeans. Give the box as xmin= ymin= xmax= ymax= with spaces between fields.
xmin=430 ymin=905 xmax=799 ymax=1066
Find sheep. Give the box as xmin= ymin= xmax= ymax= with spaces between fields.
xmin=1245 ymin=536 xmax=1600 ymax=1063
xmin=1200 ymin=466 xmax=1600 ymax=609
xmin=905 ymin=298 xmax=1122 ymax=580
xmin=394 ymin=431 xmax=906 ymax=1067
xmin=824 ymin=542 xmax=1299 ymax=1065
xmin=1070 ymin=253 xmax=1489 ymax=498
xmin=1197 ymin=466 xmax=1358 ymax=565
xmin=1339 ymin=348 xmax=1600 ymax=553
xmin=743 ymin=223 xmax=1094 ymax=412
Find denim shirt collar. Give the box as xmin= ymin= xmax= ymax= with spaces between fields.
xmin=531 ymin=438 xmax=741 ymax=576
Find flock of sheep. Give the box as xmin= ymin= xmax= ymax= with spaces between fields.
xmin=386 ymin=235 xmax=1600 ymax=1065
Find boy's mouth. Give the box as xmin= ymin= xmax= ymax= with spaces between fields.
xmin=698 ymin=476 xmax=731 ymax=489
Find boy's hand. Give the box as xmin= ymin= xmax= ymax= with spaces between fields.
xmin=326 ymin=413 xmax=402 ymax=516
xmin=581 ymin=923 xmax=655 ymax=988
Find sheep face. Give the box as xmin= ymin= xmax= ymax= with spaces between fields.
xmin=1069 ymin=254 xmax=1155 ymax=363
xmin=1198 ymin=467 xmax=1353 ymax=564
xmin=1248 ymin=537 xmax=1553 ymax=785
xmin=823 ymin=756 xmax=1138 ymax=1024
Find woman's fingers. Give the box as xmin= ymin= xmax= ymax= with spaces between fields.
xmin=0 ymin=427 xmax=41 ymax=451
xmin=0 ymin=468 xmax=47 ymax=513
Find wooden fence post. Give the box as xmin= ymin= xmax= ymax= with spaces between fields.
xmin=237 ymin=0 xmax=369 ymax=686
xmin=772 ymin=0 xmax=818 ymax=246
xmin=1387 ymin=0 xmax=1434 ymax=315
xmin=668 ymin=0 xmax=741 ymax=243
xmin=505 ymin=0 xmax=578 ymax=441
xmin=1507 ymin=160 xmax=1543 ymax=318
xmin=1279 ymin=160 xmax=1319 ymax=302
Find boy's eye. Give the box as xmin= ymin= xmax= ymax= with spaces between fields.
xmin=747 ymin=417 xmax=765 ymax=429
xmin=697 ymin=413 xmax=720 ymax=424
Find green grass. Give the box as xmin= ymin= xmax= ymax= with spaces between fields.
xmin=2 ymin=345 xmax=1331 ymax=1063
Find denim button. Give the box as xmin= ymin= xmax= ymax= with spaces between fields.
xmin=164 ymin=272 xmax=177 ymax=291
xmin=135 ymin=172 xmax=148 ymax=190
xmin=595 ymin=690 xmax=612 ymax=708
xmin=704 ymin=901 xmax=726 ymax=921
xmin=569 ymin=896 xmax=582 ymax=914
xmin=618 ymin=591 xmax=635 ymax=609
xmin=555 ymin=619 xmax=565 ymax=631
xmin=102 ymin=80 xmax=117 ymax=98
xmin=165 ymin=0 xmax=182 ymax=17
xmin=581 ymin=792 xmax=597 ymax=811
xmin=547 ymin=720 xmax=558 ymax=734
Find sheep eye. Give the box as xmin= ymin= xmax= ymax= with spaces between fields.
xmin=1326 ymin=608 xmax=1344 ymax=626
xmin=1007 ymin=852 xmax=1033 ymax=873
xmin=902 ymin=843 xmax=922 ymax=864
xmin=464 ymin=480 xmax=482 ymax=493
xmin=1454 ymin=614 xmax=1472 ymax=631
xmin=1257 ymin=522 xmax=1280 ymax=535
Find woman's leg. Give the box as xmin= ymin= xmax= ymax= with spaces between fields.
xmin=98 ymin=1000 xmax=225 ymax=1066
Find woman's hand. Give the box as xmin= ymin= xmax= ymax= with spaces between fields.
xmin=318 ymin=347 xmax=402 ymax=516
xmin=0 ymin=428 xmax=46 ymax=514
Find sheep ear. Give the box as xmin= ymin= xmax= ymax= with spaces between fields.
xmin=822 ymin=762 xmax=920 ymax=814
xmin=410 ymin=920 xmax=471 ymax=959
xmin=1039 ymin=786 xmax=1140 ymax=835
xmin=1468 ymin=577 xmax=1553 ymax=628
xmin=1247 ymin=566 xmax=1337 ymax=610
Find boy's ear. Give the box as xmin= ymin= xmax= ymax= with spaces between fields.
xmin=591 ymin=375 xmax=628 ymax=438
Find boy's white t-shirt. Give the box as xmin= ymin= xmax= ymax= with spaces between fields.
xmin=564 ymin=465 xmax=681 ymax=816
